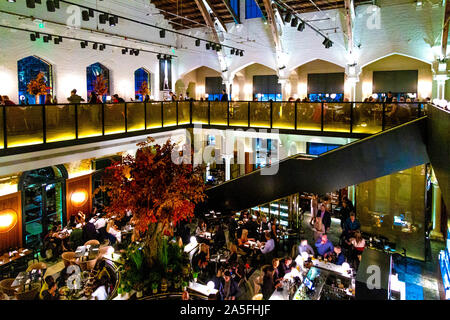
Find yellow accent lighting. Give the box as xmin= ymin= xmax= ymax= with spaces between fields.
xmin=0 ymin=209 xmax=18 ymax=233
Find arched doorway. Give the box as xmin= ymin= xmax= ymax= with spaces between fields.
xmin=86 ymin=62 xmax=110 ymax=102
xmin=134 ymin=68 xmax=151 ymax=101
xmin=19 ymin=165 xmax=68 ymax=247
xmin=17 ymin=56 xmax=53 ymax=104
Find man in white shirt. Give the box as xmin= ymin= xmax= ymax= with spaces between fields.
xmin=94 ymin=217 xmax=106 ymax=230
xmin=260 ymin=232 xmax=275 ymax=254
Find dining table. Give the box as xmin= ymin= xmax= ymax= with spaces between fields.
xmin=74 ymin=244 xmax=100 ymax=261
xmin=0 ymin=248 xmax=32 ymax=267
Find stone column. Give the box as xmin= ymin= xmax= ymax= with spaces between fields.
xmin=430 ymin=183 xmax=444 ymax=240
xmin=278 ymin=78 xmax=292 ymax=100
xmin=345 ymin=64 xmax=360 ymax=101
xmin=223 ymin=154 xmax=234 ymax=181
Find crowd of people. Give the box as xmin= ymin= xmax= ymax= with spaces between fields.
xmin=183 ymin=192 xmax=366 ymax=301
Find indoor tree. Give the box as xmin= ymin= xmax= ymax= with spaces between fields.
xmin=98 ymin=137 xmax=205 ymax=267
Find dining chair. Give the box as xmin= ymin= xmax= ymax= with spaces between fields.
xmin=0 ymin=278 xmax=19 ymax=296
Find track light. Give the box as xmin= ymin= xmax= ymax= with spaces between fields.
xmin=160 ymin=29 xmax=165 ymax=38
xmin=134 ymin=50 xmax=139 ymax=56
xmin=58 ymin=36 xmax=62 ymax=43
xmin=195 ymin=39 xmax=200 ymax=46
xmin=43 ymin=35 xmax=49 ymax=43
xmin=298 ymin=21 xmax=305 ymax=32
xmin=54 ymin=37 xmax=60 ymax=44
xmin=109 ymin=16 xmax=117 ymax=26
xmin=99 ymin=44 xmax=105 ymax=51
xmin=82 ymin=10 xmax=90 ymax=21
xmin=284 ymin=12 xmax=292 ymax=23
xmin=26 ymin=0 xmax=35 ymax=8
xmin=157 ymin=54 xmax=162 ymax=60
xmin=291 ymin=17 xmax=298 ymax=28
xmin=47 ymin=35 xmax=52 ymax=41
xmin=231 ymin=48 xmax=235 ymax=55
xmin=323 ymin=38 xmax=333 ymax=48
xmin=122 ymin=48 xmax=128 ymax=54
xmin=80 ymin=41 xmax=86 ymax=48
xmin=211 ymin=43 xmax=216 ymax=50
xmin=93 ymin=43 xmax=98 ymax=50
xmin=240 ymin=50 xmax=243 ymax=57
xmin=215 ymin=44 xmax=221 ymax=52
xmin=30 ymin=33 xmax=36 ymax=41
xmin=129 ymin=49 xmax=134 ymax=55
xmin=53 ymin=0 xmax=59 ymax=9
xmin=35 ymin=32 xmax=40 ymax=39
xmin=35 ymin=0 xmax=41 ymax=3
xmin=206 ymin=43 xmax=211 ymax=50
xmin=46 ymin=0 xmax=55 ymax=12
xmin=89 ymin=8 xmax=94 ymax=17
xmin=235 ymin=49 xmax=239 ymax=56
xmin=99 ymin=13 xmax=108 ymax=24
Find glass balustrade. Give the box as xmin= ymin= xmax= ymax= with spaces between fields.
xmin=0 ymin=101 xmax=427 ymax=151
xmin=229 ymin=101 xmax=249 ymax=127
xmin=46 ymin=104 xmax=76 ymax=142
xmin=127 ymin=102 xmax=145 ymax=132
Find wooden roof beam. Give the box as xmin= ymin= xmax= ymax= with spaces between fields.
xmin=220 ymin=0 xmax=241 ymax=24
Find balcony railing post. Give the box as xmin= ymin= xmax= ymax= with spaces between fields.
xmin=208 ymin=100 xmax=211 ymax=126
xmin=176 ymin=101 xmax=179 ymax=126
xmin=350 ymin=102 xmax=354 ymax=133
xmin=294 ymin=102 xmax=298 ymax=130
xmin=102 ymin=103 xmax=105 ymax=136
xmin=270 ymin=101 xmax=273 ymax=129
xmin=321 ymin=101 xmax=324 ymax=131
xmin=227 ymin=101 xmax=230 ymax=126
xmin=124 ymin=102 xmax=128 ymax=133
xmin=189 ymin=100 xmax=193 ymax=125
xmin=3 ymin=106 xmax=7 ymax=149
xmin=42 ymin=105 xmax=46 ymax=143
xmin=144 ymin=102 xmax=147 ymax=129
xmin=161 ymin=102 xmax=164 ymax=127
xmin=382 ymin=102 xmax=386 ymax=131
xmin=248 ymin=101 xmax=251 ymax=128
xmin=75 ymin=104 xmax=79 ymax=139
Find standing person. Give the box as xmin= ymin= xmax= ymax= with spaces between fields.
xmin=89 ymin=92 xmax=99 ymax=104
xmin=67 ymin=89 xmax=85 ymax=104
xmin=144 ymin=94 xmax=150 ymax=102
xmin=220 ymin=271 xmax=240 ymax=300
xmin=310 ymin=194 xmax=318 ymax=226
xmin=221 ymin=89 xmax=229 ymax=102
xmin=261 ymin=266 xmax=282 ymax=300
xmin=313 ymin=217 xmax=325 ymax=242
xmin=340 ymin=200 xmax=351 ymax=230
xmin=228 ymin=212 xmax=238 ymax=242
xmin=384 ymin=91 xmax=393 ymax=103
xmin=317 ymin=204 xmax=331 ymax=234
xmin=44 ymin=93 xmax=53 ymax=104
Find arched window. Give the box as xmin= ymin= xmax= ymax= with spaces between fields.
xmin=86 ymin=62 xmax=110 ymax=102
xmin=134 ymin=68 xmax=150 ymax=101
xmin=17 ymin=56 xmax=53 ymax=105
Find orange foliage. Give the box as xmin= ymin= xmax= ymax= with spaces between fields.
xmin=98 ymin=137 xmax=206 ymax=234
xmin=27 ymin=72 xmax=51 ymax=96
xmin=94 ymin=74 xmax=108 ymax=96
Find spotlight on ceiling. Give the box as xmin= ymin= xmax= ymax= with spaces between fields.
xmin=211 ymin=43 xmax=216 ymax=50
xmin=82 ymin=10 xmax=90 ymax=21
xmin=26 ymin=0 xmax=35 ymax=8
xmin=109 ymin=16 xmax=117 ymax=26
xmin=30 ymin=33 xmax=36 ymax=41
xmin=134 ymin=50 xmax=139 ymax=56
xmin=157 ymin=53 xmax=161 ymax=60
xmin=231 ymin=48 xmax=235 ymax=55
xmin=80 ymin=41 xmax=86 ymax=48
xmin=195 ymin=39 xmax=200 ymax=46
xmin=215 ymin=44 xmax=221 ymax=52
xmin=129 ymin=49 xmax=134 ymax=55
xmin=58 ymin=36 xmax=62 ymax=43
xmin=291 ymin=17 xmax=298 ymax=28
xmin=89 ymin=8 xmax=94 ymax=17
xmin=160 ymin=29 xmax=165 ymax=38
xmin=35 ymin=32 xmax=40 ymax=39
xmin=235 ymin=48 xmax=239 ymax=56
xmin=122 ymin=48 xmax=128 ymax=54
xmin=46 ymin=0 xmax=55 ymax=12
xmin=93 ymin=43 xmax=98 ymax=50
xmin=240 ymin=50 xmax=243 ymax=57
xmin=53 ymin=0 xmax=59 ymax=9
xmin=323 ymin=38 xmax=333 ymax=49
xmin=54 ymin=37 xmax=60 ymax=44
xmin=206 ymin=43 xmax=211 ymax=50
xmin=47 ymin=35 xmax=52 ymax=41
xmin=99 ymin=44 xmax=105 ymax=51
xmin=298 ymin=21 xmax=305 ymax=32
xmin=43 ymin=35 xmax=49 ymax=43
xmin=284 ymin=12 xmax=292 ymax=23
xmin=99 ymin=13 xmax=108 ymax=24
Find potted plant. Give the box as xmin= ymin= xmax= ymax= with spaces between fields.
xmin=26 ymin=71 xmax=51 ymax=104
xmin=135 ymin=283 xmax=144 ymax=298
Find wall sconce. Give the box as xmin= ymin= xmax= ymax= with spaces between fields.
xmin=71 ymin=190 xmax=88 ymax=207
xmin=0 ymin=209 xmax=18 ymax=233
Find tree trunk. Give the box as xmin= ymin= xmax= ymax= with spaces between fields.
xmin=144 ymin=222 xmax=165 ymax=267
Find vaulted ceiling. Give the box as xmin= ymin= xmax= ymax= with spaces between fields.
xmin=150 ymin=0 xmax=370 ymax=30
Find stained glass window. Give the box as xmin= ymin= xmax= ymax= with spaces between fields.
xmin=86 ymin=62 xmax=110 ymax=102
xmin=134 ymin=68 xmax=150 ymax=101
xmin=17 ymin=56 xmax=53 ymax=105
